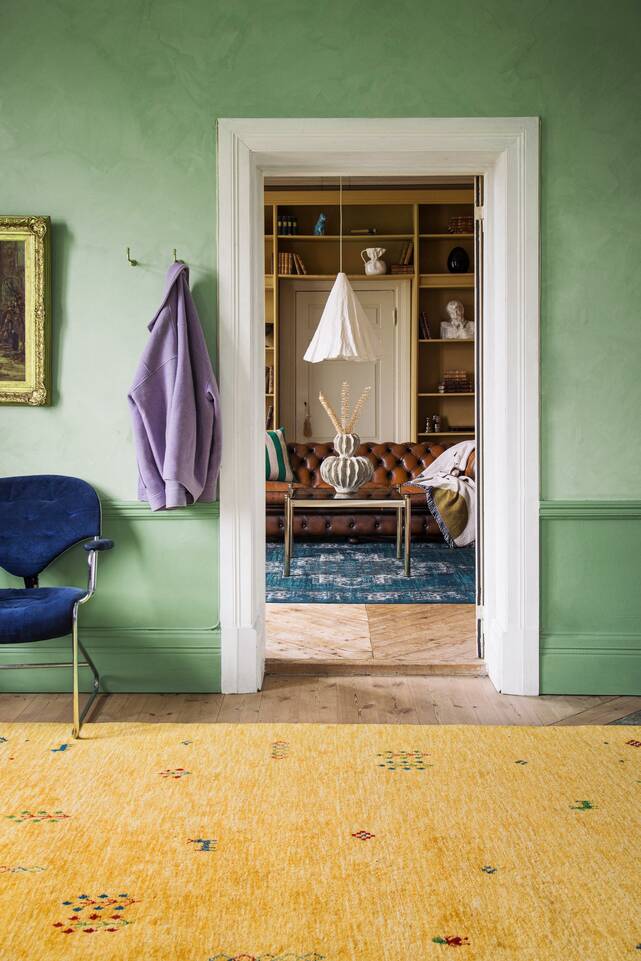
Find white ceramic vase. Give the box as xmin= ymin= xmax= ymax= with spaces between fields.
xmin=320 ymin=433 xmax=374 ymax=498
xmin=360 ymin=247 xmax=387 ymax=275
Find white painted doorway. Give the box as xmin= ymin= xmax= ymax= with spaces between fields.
xmin=217 ymin=118 xmax=540 ymax=697
xmin=279 ymin=278 xmax=411 ymax=443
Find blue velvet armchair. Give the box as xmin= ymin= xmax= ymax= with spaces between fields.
xmin=0 ymin=475 xmax=114 ymax=737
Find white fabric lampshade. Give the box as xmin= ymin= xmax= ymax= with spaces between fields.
xmin=303 ymin=272 xmax=382 ymax=363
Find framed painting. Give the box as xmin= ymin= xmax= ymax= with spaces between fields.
xmin=0 ymin=216 xmax=50 ymax=405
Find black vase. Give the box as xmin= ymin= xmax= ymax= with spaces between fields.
xmin=447 ymin=246 xmax=470 ymax=273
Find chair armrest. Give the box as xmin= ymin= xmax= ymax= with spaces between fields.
xmin=82 ymin=538 xmax=113 ymax=597
xmin=83 ymin=538 xmax=114 ymax=552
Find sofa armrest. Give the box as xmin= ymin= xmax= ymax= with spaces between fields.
xmin=399 ymin=482 xmax=425 ymax=495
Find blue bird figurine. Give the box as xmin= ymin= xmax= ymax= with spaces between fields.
xmin=313 ymin=212 xmax=327 ymax=236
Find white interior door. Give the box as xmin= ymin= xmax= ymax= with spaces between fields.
xmin=280 ymin=279 xmax=411 ymax=442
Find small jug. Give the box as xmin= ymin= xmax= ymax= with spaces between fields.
xmin=360 ymin=247 xmax=387 ymax=275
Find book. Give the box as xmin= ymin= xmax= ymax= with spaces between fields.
xmin=278 ymin=252 xmax=294 ymax=274
xmin=293 ymin=252 xmax=307 ymax=275
xmin=419 ymin=312 xmax=431 ymax=339
xmin=391 ymin=264 xmax=413 ymax=274
xmin=402 ymin=240 xmax=414 ymax=265
xmin=265 ymin=404 xmax=274 ymax=429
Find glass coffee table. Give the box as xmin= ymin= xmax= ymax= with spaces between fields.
xmin=283 ymin=485 xmax=412 ymax=577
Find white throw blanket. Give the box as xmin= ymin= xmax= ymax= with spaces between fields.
xmin=413 ymin=441 xmax=476 ymax=547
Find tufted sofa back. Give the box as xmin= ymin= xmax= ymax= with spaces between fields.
xmin=287 ymin=441 xmax=466 ymax=488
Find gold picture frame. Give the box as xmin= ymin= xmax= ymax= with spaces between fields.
xmin=0 ymin=216 xmax=51 ymax=405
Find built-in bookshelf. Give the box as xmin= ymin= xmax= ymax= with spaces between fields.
xmin=264 ymin=185 xmax=477 ymax=443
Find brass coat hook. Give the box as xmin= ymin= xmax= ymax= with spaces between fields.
xmin=126 ymin=247 xmax=138 ymax=267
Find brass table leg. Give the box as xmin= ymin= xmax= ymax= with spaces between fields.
xmin=289 ymin=500 xmax=295 ymax=564
xmin=284 ymin=495 xmax=291 ymax=577
xmin=396 ymin=503 xmax=402 ymax=560
xmin=404 ymin=494 xmax=412 ymax=576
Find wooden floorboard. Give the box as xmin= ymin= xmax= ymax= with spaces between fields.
xmin=0 ymin=680 xmax=635 ymax=726
xmin=265 ymin=602 xmax=484 ymax=676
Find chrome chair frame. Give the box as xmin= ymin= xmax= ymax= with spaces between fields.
xmin=0 ymin=536 xmax=106 ymax=738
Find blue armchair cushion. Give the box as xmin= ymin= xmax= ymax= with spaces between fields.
xmin=0 ymin=588 xmax=87 ymax=645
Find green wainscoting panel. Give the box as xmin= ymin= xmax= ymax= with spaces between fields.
xmin=0 ymin=502 xmax=221 ymax=693
xmin=540 ymin=501 xmax=641 ymax=694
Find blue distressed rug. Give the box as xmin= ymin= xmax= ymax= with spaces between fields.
xmin=266 ymin=540 xmax=475 ymax=604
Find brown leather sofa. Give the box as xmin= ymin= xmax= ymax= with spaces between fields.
xmin=266 ymin=441 xmax=475 ymax=541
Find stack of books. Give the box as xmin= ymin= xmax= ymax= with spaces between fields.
xmin=277 ymin=252 xmax=308 ymax=275
xmin=443 ymin=369 xmax=473 ymax=393
xmin=265 ymin=366 xmax=274 ymax=394
xmin=391 ymin=240 xmax=414 ymax=274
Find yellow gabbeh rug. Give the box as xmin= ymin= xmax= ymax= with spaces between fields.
xmin=1 ymin=722 xmax=640 ymax=960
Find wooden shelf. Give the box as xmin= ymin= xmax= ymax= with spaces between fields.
xmin=418 ymin=431 xmax=475 ymax=437
xmin=419 ymin=273 xmax=474 ymax=288
xmin=276 ymin=273 xmax=411 ymax=281
xmin=420 ymin=233 xmax=473 ymax=239
xmin=418 ymin=392 xmax=475 ymax=397
xmin=277 ymin=233 xmax=413 ymax=241
xmin=419 ymin=338 xmax=474 ymax=344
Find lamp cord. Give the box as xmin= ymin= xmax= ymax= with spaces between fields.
xmin=339 ymin=175 xmax=343 ymax=274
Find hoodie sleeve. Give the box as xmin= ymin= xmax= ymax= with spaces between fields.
xmin=128 ymin=389 xmax=167 ymax=509
xmin=128 ymin=300 xmax=179 ymax=511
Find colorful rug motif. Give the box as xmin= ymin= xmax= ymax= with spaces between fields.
xmin=0 ymin=722 xmax=639 ymax=959
xmin=266 ymin=541 xmax=474 ymax=603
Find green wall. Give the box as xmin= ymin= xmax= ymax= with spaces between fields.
xmin=1 ymin=0 xmax=640 ymax=693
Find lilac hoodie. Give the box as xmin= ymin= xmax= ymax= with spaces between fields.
xmin=128 ymin=262 xmax=221 ymax=511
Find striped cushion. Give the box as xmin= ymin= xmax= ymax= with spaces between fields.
xmin=265 ymin=428 xmax=293 ymax=482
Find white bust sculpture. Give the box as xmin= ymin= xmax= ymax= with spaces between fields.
xmin=440 ymin=299 xmax=475 ymax=340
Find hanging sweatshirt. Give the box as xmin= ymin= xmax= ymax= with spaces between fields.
xmin=128 ymin=262 xmax=221 ymax=510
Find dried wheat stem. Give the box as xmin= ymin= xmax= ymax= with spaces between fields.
xmin=318 ymin=391 xmax=343 ymax=435
xmin=340 ymin=381 xmax=350 ymax=430
xmin=346 ymin=386 xmax=371 ymax=433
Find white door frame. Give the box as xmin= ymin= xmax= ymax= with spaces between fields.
xmin=217 ymin=117 xmax=540 ymax=696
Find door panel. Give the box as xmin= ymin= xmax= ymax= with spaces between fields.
xmin=280 ymin=280 xmax=411 ymax=443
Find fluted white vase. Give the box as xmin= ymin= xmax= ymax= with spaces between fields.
xmin=320 ymin=433 xmax=373 ymax=498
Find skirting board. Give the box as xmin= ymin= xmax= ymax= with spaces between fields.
xmin=540 ymin=651 xmax=641 ymax=695
xmin=540 ymin=500 xmax=641 ymax=695
xmin=0 ymin=631 xmax=221 ymax=693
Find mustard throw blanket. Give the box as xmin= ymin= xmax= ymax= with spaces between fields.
xmin=413 ymin=440 xmax=476 ymax=547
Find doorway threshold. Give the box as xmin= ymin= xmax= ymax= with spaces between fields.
xmin=265 ymin=602 xmax=486 ymax=677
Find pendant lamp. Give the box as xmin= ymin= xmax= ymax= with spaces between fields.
xmin=303 ymin=178 xmax=382 ymax=363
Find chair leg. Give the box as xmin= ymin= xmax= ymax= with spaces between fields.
xmin=71 ymin=607 xmax=100 ymax=739
xmin=71 ymin=609 xmax=80 ymax=738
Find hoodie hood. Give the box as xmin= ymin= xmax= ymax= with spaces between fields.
xmin=147 ymin=261 xmax=190 ymax=331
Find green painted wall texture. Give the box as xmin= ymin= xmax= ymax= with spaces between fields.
xmin=1 ymin=0 xmax=640 ymax=693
